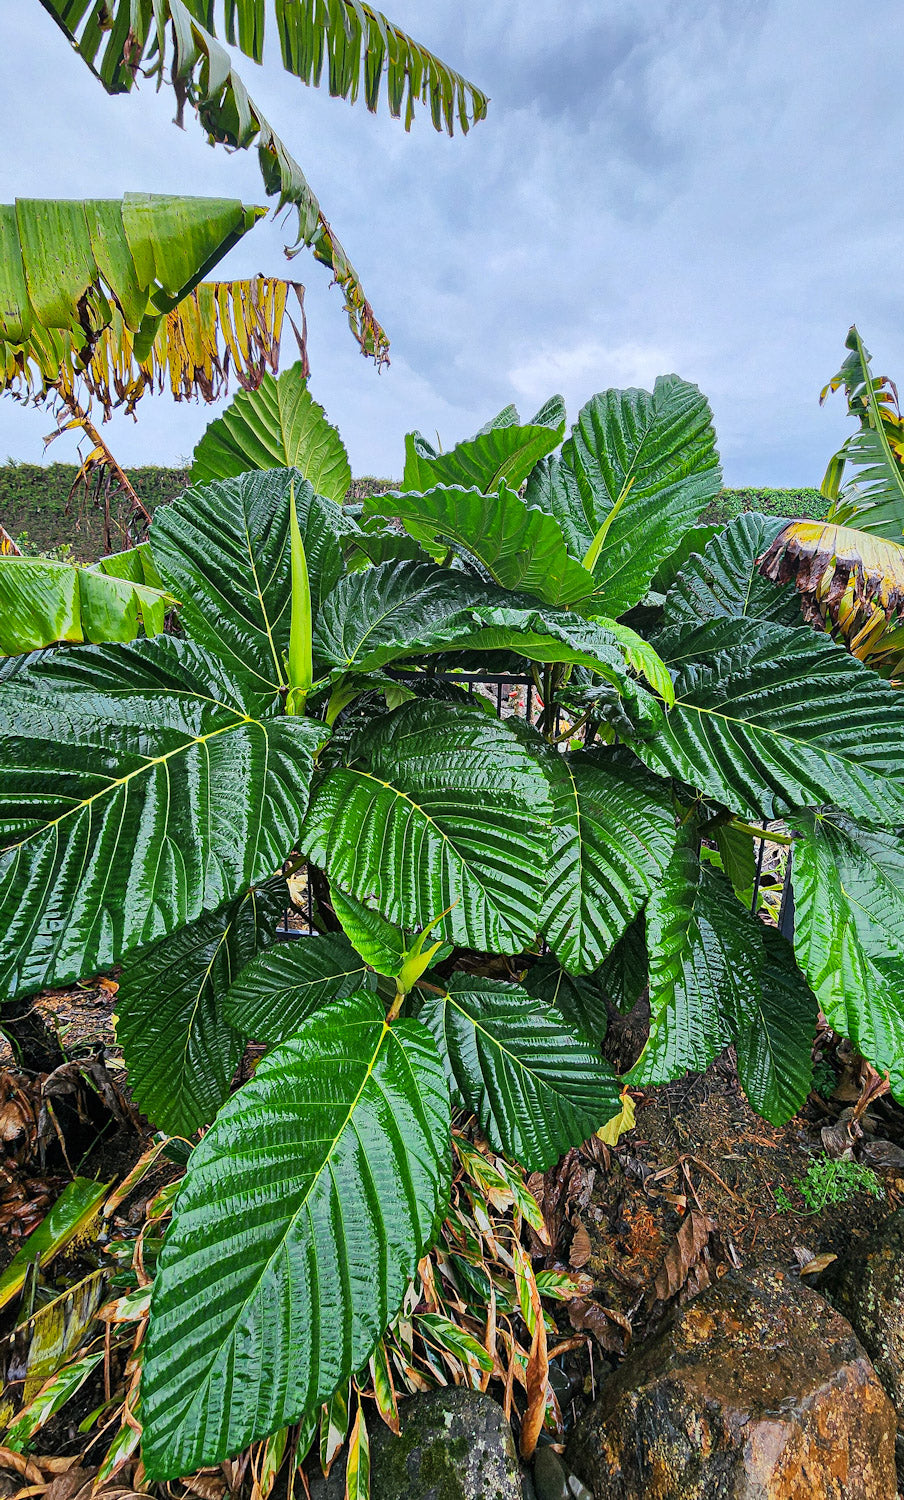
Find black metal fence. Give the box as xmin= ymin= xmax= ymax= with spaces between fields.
xmin=276 ymin=671 xmax=794 ymax=943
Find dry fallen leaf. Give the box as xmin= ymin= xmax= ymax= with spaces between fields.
xmin=651 ymin=1211 xmax=715 ymax=1304
xmin=799 ymin=1252 xmax=838 ymax=1277
xmin=569 ymin=1218 xmax=592 ymax=1269
xmin=568 ymin=1298 xmax=632 ymax=1355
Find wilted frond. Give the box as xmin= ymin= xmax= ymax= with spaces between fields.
xmin=36 ymin=2 xmax=488 ymax=363
xmin=9 ymin=278 xmax=306 ymax=419
xmin=820 ymin=326 xmax=904 ymax=540
xmin=760 ymin=519 xmax=904 ymax=680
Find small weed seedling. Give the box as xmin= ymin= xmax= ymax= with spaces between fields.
xmin=773 ymin=1156 xmax=884 ymax=1216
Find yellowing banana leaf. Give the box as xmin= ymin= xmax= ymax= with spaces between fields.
xmin=0 ymin=545 xmax=174 ymax=655
xmin=760 ymin=519 xmax=904 ymax=679
xmin=0 ymin=195 xmax=266 ymax=401
xmin=0 ymin=1177 xmax=109 ymax=1312
xmin=38 ymin=277 xmax=305 ymax=420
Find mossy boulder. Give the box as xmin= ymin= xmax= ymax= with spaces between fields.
xmin=827 ymin=1206 xmax=904 ymax=1486
xmin=369 ymin=1386 xmax=522 ymax=1500
xmin=566 ymin=1264 xmax=896 ymax=1498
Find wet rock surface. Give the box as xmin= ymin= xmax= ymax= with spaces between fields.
xmin=827 ymin=1205 xmax=904 ymax=1485
xmin=368 ymin=1386 xmax=522 ymax=1500
xmin=565 ymin=1264 xmax=897 ymax=1498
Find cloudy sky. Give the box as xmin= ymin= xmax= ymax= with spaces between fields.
xmin=1 ymin=2 xmax=902 ymax=484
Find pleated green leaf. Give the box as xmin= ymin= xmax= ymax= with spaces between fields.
xmin=300 ymin=700 xmax=552 ymax=954
xmin=115 ymin=880 xmax=287 ymax=1135
xmin=0 ymin=554 xmax=172 ymax=655
xmin=631 ymin=839 xmax=816 ymax=1123
xmin=521 ymin=958 xmax=610 ymax=1044
xmin=418 ymin=976 xmax=620 ymax=1171
xmin=191 ymin=363 xmax=350 ymax=501
xmin=598 ymin=914 xmax=649 ymax=1015
xmin=330 ymin=886 xmax=409 ymax=977
xmin=792 ymin=810 xmax=904 ymax=1099
xmin=539 ymin=749 xmax=676 ymax=975
xmin=222 ymin=932 xmax=374 ymax=1045
xmin=726 ymin=925 xmax=816 ymax=1125
xmin=313 ymin=560 xmax=638 ymax=686
xmin=363 ymin=485 xmax=597 ymax=607
xmin=152 ymin=468 xmax=353 ymax=695
xmin=650 ymin=522 xmax=723 ymax=595
xmin=140 ymin=993 xmax=450 ymax=1479
xmin=664 ymin=513 xmax=802 ymax=627
xmin=630 ymin=840 xmax=741 ymax=1085
xmin=0 ymin=637 xmax=322 ymax=1000
xmin=525 ymin=376 xmax=721 ymax=615
xmin=634 ymin=620 xmax=904 ymax=825
xmin=402 ymin=399 xmax=565 ymax=494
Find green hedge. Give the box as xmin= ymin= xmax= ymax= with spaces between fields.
xmin=704 ymin=487 xmax=827 ymax=523
xmin=0 ymin=465 xmax=827 ymax=560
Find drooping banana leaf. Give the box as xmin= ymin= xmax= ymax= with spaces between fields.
xmin=819 ymin=325 xmax=904 ymax=539
xmin=37 ymin=1 xmax=488 ymax=364
xmin=0 ymin=547 xmax=173 ymax=655
xmin=191 ymin=362 xmax=350 ymax=500
xmin=0 ymin=195 xmax=266 ymax=396
xmin=141 ymin=993 xmax=450 ymax=1478
xmin=525 ymin=376 xmax=722 ymax=616
xmin=759 ymin=520 xmax=904 ymax=680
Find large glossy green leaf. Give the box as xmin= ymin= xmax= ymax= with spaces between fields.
xmin=630 ymin=839 xmax=734 ymax=1085
xmin=223 ymin=932 xmax=374 ymax=1045
xmin=792 ymin=810 xmax=904 ymax=1098
xmin=300 ymin=700 xmax=552 ymax=954
xmin=525 ymin=377 xmax=721 ymax=616
xmin=418 ymin=976 xmax=620 ymax=1171
xmin=191 ymin=363 xmax=351 ymax=500
xmin=631 ymin=840 xmax=815 ymax=1123
xmin=402 ymin=399 xmax=565 ymax=494
xmin=0 ymin=554 xmax=171 ymax=655
xmin=539 ymin=750 xmax=675 ymax=975
xmin=116 ymin=880 xmax=286 ymax=1135
xmin=664 ymin=513 xmax=802 ymax=628
xmin=0 ymin=637 xmax=322 ymax=1000
xmin=635 ymin=620 xmax=904 ymax=825
xmin=152 ymin=468 xmax=353 ymax=694
xmin=520 ymin=958 xmax=610 ymax=1044
xmin=727 ymin=925 xmax=816 ymax=1125
xmin=363 ymin=485 xmax=596 ymax=607
xmin=651 ymin=523 xmax=723 ymax=595
xmin=313 ymin=560 xmax=638 ymax=686
xmin=141 ymin=993 xmax=450 ymax=1479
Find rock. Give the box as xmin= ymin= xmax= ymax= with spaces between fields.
xmin=566 ymin=1264 xmax=896 ymax=1498
xmin=533 ymin=1446 xmax=592 ymax=1500
xmin=827 ymin=1205 xmax=904 ymax=1485
xmin=369 ymin=1386 xmax=522 ymax=1500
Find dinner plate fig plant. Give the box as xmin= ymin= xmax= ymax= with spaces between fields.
xmin=3 ymin=365 xmax=904 ymax=1478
